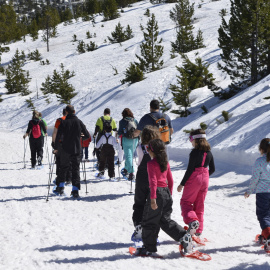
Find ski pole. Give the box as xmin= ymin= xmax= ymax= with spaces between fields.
xmin=117 ymin=142 xmax=121 ymax=181
xmin=92 ymin=138 xmax=96 ymax=171
xmin=83 ymin=160 xmax=88 ymax=194
xmin=129 ymin=138 xmax=135 ymax=194
xmin=46 ymin=153 xmax=55 ymax=202
xmin=45 ymin=136 xmax=51 ymax=169
xmin=23 ymin=138 xmax=27 ymax=169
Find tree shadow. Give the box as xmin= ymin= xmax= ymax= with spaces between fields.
xmin=39 ymin=242 xmax=131 ymax=252
xmin=62 ymin=193 xmax=132 ymax=202
xmin=0 ymin=195 xmax=46 ymax=202
xmin=47 ymin=253 xmax=134 ymax=264
xmin=0 ymin=184 xmax=48 ymax=190
xmin=227 ymin=262 xmax=270 ymax=270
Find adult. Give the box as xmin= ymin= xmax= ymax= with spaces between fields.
xmin=118 ymin=108 xmax=139 ymax=180
xmin=54 ymin=105 xmax=89 ymax=198
xmin=39 ymin=112 xmax=48 ymax=148
xmin=133 ymin=99 xmax=173 ymax=141
xmin=93 ymin=108 xmax=117 ymax=164
xmin=52 ymin=108 xmax=68 ymax=177
xmin=23 ymin=110 xmax=47 ymax=168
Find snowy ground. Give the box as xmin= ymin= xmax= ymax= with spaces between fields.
xmin=1 ymin=130 xmax=270 ymax=270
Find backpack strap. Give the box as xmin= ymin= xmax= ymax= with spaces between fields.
xmin=201 ymin=152 xmax=207 ymax=167
xmin=105 ymin=134 xmax=111 ymax=144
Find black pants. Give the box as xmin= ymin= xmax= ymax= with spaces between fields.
xmin=99 ymin=146 xmax=115 ymax=178
xmin=29 ymin=137 xmax=43 ymax=167
xmin=55 ymin=144 xmax=72 ymax=184
xmin=58 ymin=149 xmax=81 ymax=189
xmin=142 ymin=187 xmax=186 ymax=252
xmin=132 ymin=170 xmax=150 ymax=226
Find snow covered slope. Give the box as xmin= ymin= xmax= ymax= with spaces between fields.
xmin=1 ymin=131 xmax=270 ymax=270
xmin=1 ymin=0 xmax=268 ymax=156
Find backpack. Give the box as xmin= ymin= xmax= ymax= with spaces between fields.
xmin=101 ymin=116 xmax=112 ymax=134
xmin=123 ymin=118 xmax=137 ymax=139
xmin=101 ymin=134 xmax=113 ymax=152
xmin=149 ymin=113 xmax=171 ymax=144
xmin=31 ymin=120 xmax=41 ymax=139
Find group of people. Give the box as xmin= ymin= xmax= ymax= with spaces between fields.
xmin=22 ymin=99 xmax=270 ymax=255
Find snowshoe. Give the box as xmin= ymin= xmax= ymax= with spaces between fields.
xmin=264 ymin=239 xmax=270 ymax=254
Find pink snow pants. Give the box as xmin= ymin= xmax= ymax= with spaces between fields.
xmin=180 ymin=152 xmax=209 ymax=234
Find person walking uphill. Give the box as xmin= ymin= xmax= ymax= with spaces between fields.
xmin=245 ymin=138 xmax=270 ymax=252
xmin=54 ymin=105 xmax=90 ymax=198
xmin=133 ymin=99 xmax=173 ymax=145
xmin=177 ymin=129 xmax=215 ymax=238
xmin=118 ymin=108 xmax=139 ymax=180
xmin=93 ymin=108 xmax=117 ymax=164
xmin=23 ymin=110 xmax=47 ymax=169
xmin=135 ymin=139 xmax=192 ymax=257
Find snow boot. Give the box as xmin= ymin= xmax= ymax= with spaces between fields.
xmin=134 ymin=247 xmax=157 ymax=257
xmin=128 ymin=173 xmax=135 ymax=181
xmin=131 ymin=225 xmax=142 ymax=242
xmin=71 ymin=190 xmax=80 ymax=199
xmin=37 ymin=156 xmax=42 ymax=166
xmin=121 ymin=168 xmax=128 ymax=177
xmin=187 ymin=220 xmax=200 ymax=236
xmin=180 ymin=233 xmax=193 ymax=255
xmin=53 ymin=186 xmax=65 ymax=196
xmin=96 ymin=172 xmax=106 ymax=179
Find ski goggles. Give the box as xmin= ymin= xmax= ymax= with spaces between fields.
xmin=189 ymin=134 xmax=206 ymax=142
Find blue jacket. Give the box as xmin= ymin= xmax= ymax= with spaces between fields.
xmin=247 ymin=154 xmax=270 ymax=194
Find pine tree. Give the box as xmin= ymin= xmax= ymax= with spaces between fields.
xmin=29 ymin=49 xmax=42 ymax=61
xmin=170 ymin=0 xmax=204 ymax=53
xmin=108 ymin=22 xmax=133 ymax=44
xmin=5 ymin=49 xmax=31 ymax=96
xmin=136 ymin=13 xmax=164 ymax=72
xmin=170 ymin=55 xmax=218 ymax=116
xmin=77 ymin=40 xmax=86 ymax=53
xmin=41 ymin=63 xmax=76 ymax=104
xmin=29 ymin=19 xmax=39 ymax=41
xmin=121 ymin=63 xmax=145 ymax=85
xmin=170 ymin=75 xmax=191 ymax=117
xmin=218 ymin=0 xmax=270 ymax=97
xmin=102 ymin=0 xmax=120 ymax=21
xmin=0 ymin=4 xmax=21 ymax=44
xmin=40 ymin=7 xmax=61 ymax=52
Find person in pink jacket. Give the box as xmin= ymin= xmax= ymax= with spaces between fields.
xmin=177 ymin=129 xmax=215 ymax=237
xmin=135 ymin=139 xmax=192 ymax=257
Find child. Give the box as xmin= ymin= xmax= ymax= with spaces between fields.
xmin=177 ymin=129 xmax=215 ymax=237
xmin=131 ymin=125 xmax=160 ymax=241
xmin=245 ymin=138 xmax=270 ymax=252
xmin=135 ymin=139 xmax=191 ymax=256
xmin=96 ymin=125 xmax=118 ymax=180
xmin=80 ymin=130 xmax=91 ymax=161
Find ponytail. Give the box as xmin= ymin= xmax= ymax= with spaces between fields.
xmin=149 ymin=139 xmax=168 ymax=172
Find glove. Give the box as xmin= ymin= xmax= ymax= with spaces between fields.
xmin=51 ymin=141 xmax=55 ymax=149
xmin=23 ymin=135 xmax=26 ymax=139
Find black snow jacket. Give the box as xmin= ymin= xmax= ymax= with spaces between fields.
xmin=55 ymin=113 xmax=89 ymax=155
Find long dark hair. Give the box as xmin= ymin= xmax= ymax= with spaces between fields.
xmin=122 ymin=108 xmax=134 ymax=118
xmin=148 ymin=139 xmax=168 ymax=172
xmin=190 ymin=129 xmax=211 ymax=152
xmin=259 ymin=138 xmax=270 ymax=162
xmin=141 ymin=125 xmax=160 ymax=145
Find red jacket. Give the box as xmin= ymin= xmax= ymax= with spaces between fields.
xmin=80 ymin=131 xmax=91 ymax=147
